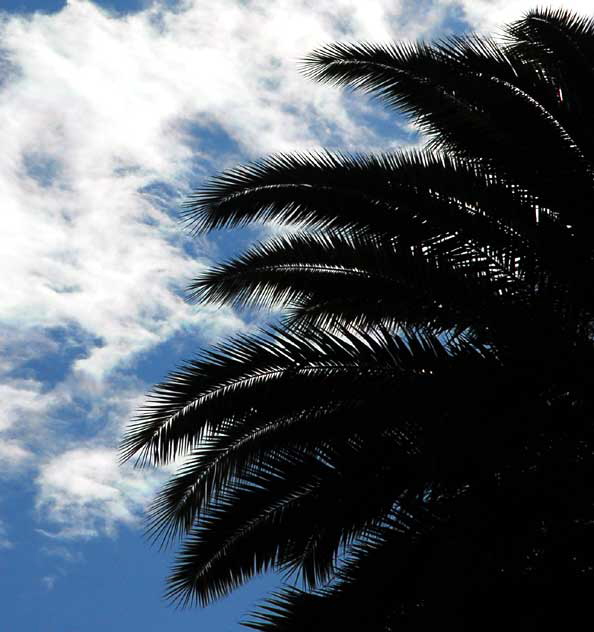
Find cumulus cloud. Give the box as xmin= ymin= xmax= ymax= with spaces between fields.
xmin=0 ymin=440 xmax=33 ymax=473
xmin=35 ymin=446 xmax=165 ymax=538
xmin=0 ymin=377 xmax=57 ymax=474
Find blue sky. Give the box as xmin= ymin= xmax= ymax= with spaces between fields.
xmin=1 ymin=1 xmax=145 ymax=13
xmin=1 ymin=0 xmax=589 ymax=630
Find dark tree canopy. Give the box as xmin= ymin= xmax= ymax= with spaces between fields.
xmin=122 ymin=8 xmax=594 ymax=630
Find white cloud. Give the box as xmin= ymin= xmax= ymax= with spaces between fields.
xmin=0 ymin=0 xmax=454 ymax=387
xmin=450 ymin=0 xmax=594 ymax=33
xmin=0 ymin=379 xmax=58 ymax=434
xmin=41 ymin=575 xmax=57 ymax=590
xmin=0 ymin=377 xmax=59 ymax=474
xmin=41 ymin=544 xmax=84 ymax=563
xmin=0 ymin=519 xmax=13 ymax=550
xmin=0 ymin=441 xmax=33 ymax=473
xmin=36 ymin=446 xmax=165 ymax=538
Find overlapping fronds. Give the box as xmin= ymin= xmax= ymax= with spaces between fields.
xmin=121 ymin=8 xmax=594 ymax=630
xmin=302 ymin=33 xmax=594 ymax=211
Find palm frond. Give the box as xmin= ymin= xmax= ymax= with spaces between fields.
xmin=302 ymin=37 xmax=593 ymax=209
xmin=182 ymin=149 xmax=541 ymax=236
xmin=165 ymin=461 xmax=435 ymax=608
xmin=505 ymin=8 xmax=594 ymax=163
xmin=135 ymin=327 xmax=490 ymax=542
xmin=187 ymin=229 xmax=527 ymax=334
xmin=242 ymin=510 xmax=433 ymax=631
xmin=121 ymin=326 xmax=418 ymax=467
xmin=182 ymin=151 xmax=401 ymax=237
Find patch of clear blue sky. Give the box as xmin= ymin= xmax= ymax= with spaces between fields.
xmin=0 ymin=0 xmax=63 ymax=12
xmin=0 ymin=484 xmax=277 ymax=631
xmin=23 ymin=152 xmax=62 ymax=188
xmin=0 ymin=0 xmax=150 ymax=14
xmin=9 ymin=325 xmax=103 ymax=389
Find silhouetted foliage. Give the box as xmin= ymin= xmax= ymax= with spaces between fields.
xmin=122 ymin=8 xmax=594 ymax=630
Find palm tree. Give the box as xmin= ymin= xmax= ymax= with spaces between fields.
xmin=121 ymin=8 xmax=594 ymax=630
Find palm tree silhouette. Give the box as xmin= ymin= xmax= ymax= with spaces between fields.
xmin=122 ymin=9 xmax=594 ymax=630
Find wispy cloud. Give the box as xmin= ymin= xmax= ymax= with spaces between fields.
xmin=41 ymin=544 xmax=84 ymax=563
xmin=35 ymin=446 xmax=166 ymax=538
xmin=0 ymin=519 xmax=14 ymax=550
xmin=41 ymin=575 xmax=57 ymax=591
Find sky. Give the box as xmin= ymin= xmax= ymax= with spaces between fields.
xmin=1 ymin=0 xmax=591 ymax=630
